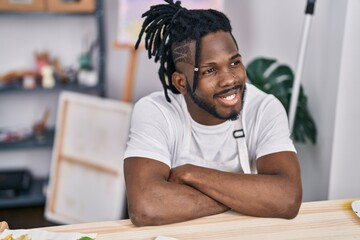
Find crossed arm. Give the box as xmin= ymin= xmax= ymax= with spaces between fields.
xmin=124 ymin=151 xmax=302 ymax=226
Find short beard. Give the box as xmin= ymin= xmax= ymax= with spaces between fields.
xmin=186 ymin=81 xmax=245 ymax=121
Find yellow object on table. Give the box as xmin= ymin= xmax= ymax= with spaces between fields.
xmin=0 ymin=222 xmax=9 ymax=233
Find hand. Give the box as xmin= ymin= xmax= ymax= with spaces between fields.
xmin=168 ymin=164 xmax=195 ymax=184
xmin=0 ymin=221 xmax=9 ymax=232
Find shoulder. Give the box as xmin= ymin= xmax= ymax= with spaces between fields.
xmin=244 ymin=83 xmax=295 ymax=159
xmin=244 ymin=83 xmax=286 ymax=118
xmin=245 ymin=83 xmax=281 ymax=107
xmin=132 ymin=91 xmax=186 ymax=126
xmin=125 ymin=91 xmax=186 ymax=167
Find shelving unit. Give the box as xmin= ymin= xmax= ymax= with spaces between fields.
xmin=0 ymin=0 xmax=106 ymax=97
xmin=0 ymin=80 xmax=103 ymax=94
xmin=0 ymin=178 xmax=47 ymax=208
xmin=0 ymin=128 xmax=54 ymax=150
xmin=0 ymin=0 xmax=106 ymax=208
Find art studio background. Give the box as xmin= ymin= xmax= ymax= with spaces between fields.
xmin=0 ymin=0 xmax=359 ymax=228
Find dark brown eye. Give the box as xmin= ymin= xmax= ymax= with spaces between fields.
xmin=203 ymin=68 xmax=216 ymax=75
xmin=230 ymin=60 xmax=241 ymax=67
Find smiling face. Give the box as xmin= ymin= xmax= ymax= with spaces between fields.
xmin=172 ymin=31 xmax=247 ymax=125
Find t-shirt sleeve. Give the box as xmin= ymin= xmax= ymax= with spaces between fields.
xmin=255 ymin=96 xmax=296 ymax=159
xmin=123 ymin=98 xmax=172 ymax=167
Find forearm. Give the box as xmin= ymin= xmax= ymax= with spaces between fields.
xmin=183 ymin=167 xmax=300 ymax=218
xmin=127 ymin=177 xmax=228 ymax=226
xmin=169 ymin=153 xmax=302 ymax=219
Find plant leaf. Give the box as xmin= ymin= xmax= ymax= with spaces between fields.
xmin=246 ymin=57 xmax=317 ymax=144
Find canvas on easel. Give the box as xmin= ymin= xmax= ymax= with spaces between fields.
xmin=45 ymin=91 xmax=132 ymax=224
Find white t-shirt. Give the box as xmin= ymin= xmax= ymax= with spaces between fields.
xmin=124 ymin=83 xmax=296 ymax=173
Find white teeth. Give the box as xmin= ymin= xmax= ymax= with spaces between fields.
xmin=222 ymin=94 xmax=236 ymax=100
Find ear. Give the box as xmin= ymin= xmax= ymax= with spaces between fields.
xmin=172 ymin=71 xmax=187 ymax=94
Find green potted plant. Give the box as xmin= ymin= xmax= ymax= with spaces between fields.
xmin=246 ymin=57 xmax=316 ymax=144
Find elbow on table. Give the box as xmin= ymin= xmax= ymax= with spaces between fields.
xmin=281 ymin=203 xmax=300 ymax=219
xmin=128 ymin=212 xmax=150 ymax=227
xmin=280 ymin=191 xmax=302 ymax=219
xmin=128 ymin=201 xmax=164 ymax=227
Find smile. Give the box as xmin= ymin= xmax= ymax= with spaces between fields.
xmin=222 ymin=93 xmax=236 ymax=101
xmin=216 ymin=90 xmax=241 ymax=107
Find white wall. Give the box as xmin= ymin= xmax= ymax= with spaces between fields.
xmin=1 ymin=0 xmax=358 ymax=201
xmin=328 ymin=0 xmax=360 ymax=199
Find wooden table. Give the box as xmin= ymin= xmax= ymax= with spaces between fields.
xmin=43 ymin=199 xmax=360 ymax=239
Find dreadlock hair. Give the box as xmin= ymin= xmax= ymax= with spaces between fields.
xmin=135 ymin=0 xmax=238 ymax=102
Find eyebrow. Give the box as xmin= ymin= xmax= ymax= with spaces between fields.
xmin=199 ymin=53 xmax=242 ymax=68
xmin=230 ymin=53 xmax=242 ymax=60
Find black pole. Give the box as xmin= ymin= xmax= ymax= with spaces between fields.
xmin=305 ymin=0 xmax=316 ymax=15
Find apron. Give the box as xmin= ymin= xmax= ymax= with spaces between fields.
xmin=233 ymin=114 xmax=251 ymax=174
xmin=180 ymin=99 xmax=251 ymax=173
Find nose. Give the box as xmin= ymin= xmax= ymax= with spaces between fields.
xmin=218 ymin=69 xmax=237 ymax=88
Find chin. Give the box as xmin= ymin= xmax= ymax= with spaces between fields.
xmin=226 ymin=111 xmax=240 ymax=121
xmin=216 ymin=109 xmax=240 ymax=121
xmin=228 ymin=113 xmax=240 ymax=121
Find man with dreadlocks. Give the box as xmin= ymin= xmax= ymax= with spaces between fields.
xmin=124 ymin=0 xmax=302 ymax=226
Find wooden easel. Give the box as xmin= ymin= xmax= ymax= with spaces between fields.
xmin=114 ymin=42 xmax=143 ymax=103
